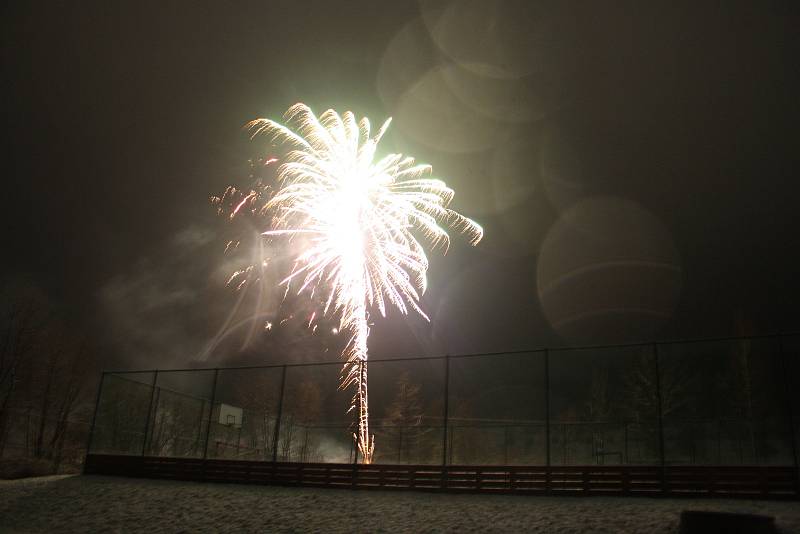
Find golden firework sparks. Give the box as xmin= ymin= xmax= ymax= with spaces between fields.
xmin=244 ymin=103 xmax=482 ymax=463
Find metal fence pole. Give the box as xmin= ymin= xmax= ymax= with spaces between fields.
xmin=448 ymin=425 xmax=454 ymax=464
xmin=653 ymin=343 xmax=666 ymax=493
xmin=83 ymin=371 xmax=107 ymax=470
xmin=777 ymin=336 xmax=800 ymax=493
xmin=442 ymin=354 xmax=451 ymax=470
xmin=504 ymin=425 xmax=509 ymax=464
xmin=202 ymin=369 xmax=219 ymax=460
xmin=544 ymin=349 xmax=551 ymax=468
xmin=141 ymin=370 xmax=159 ymax=456
xmin=349 ymin=432 xmax=355 ymax=463
xmin=271 ymin=365 xmax=287 ymax=463
xmin=397 ymin=426 xmax=402 ymax=463
xmin=624 ymin=422 xmax=629 ymax=463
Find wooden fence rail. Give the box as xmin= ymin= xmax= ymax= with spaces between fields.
xmin=84 ymin=454 xmax=798 ymax=500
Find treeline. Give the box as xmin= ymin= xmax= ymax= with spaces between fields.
xmin=0 ymin=283 xmax=99 ymax=477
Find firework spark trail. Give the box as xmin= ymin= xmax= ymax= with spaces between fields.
xmin=247 ymin=103 xmax=482 ymax=463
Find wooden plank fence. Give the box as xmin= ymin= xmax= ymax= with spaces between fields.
xmin=84 ymin=454 xmax=798 ymax=500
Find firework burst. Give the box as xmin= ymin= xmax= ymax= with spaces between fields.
xmin=243 ymin=103 xmax=482 ymax=463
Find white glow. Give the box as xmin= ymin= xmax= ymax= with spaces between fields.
xmin=249 ymin=103 xmax=482 ymax=462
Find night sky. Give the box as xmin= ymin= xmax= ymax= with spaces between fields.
xmin=3 ymin=1 xmax=799 ymax=370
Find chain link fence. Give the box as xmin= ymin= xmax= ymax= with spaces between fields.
xmin=87 ymin=334 xmax=800 ymax=472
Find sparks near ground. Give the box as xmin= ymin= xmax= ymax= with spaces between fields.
xmin=219 ymin=103 xmax=482 ymax=463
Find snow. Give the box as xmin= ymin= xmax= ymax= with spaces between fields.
xmin=1 ymin=474 xmax=799 ymax=533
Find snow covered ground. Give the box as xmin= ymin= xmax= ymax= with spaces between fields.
xmin=1 ymin=474 xmax=799 ymax=533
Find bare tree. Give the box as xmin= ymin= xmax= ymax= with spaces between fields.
xmin=278 ymin=380 xmax=322 ymax=462
xmin=624 ymin=352 xmax=688 ymax=421
xmin=585 ymin=366 xmax=612 ymax=421
xmin=0 ymin=287 xmax=51 ymax=458
xmin=218 ymin=374 xmax=280 ymax=460
xmin=23 ymin=328 xmax=95 ymax=465
xmin=0 ymin=281 xmax=99 ymax=474
xmin=725 ymin=315 xmax=759 ymax=462
xmin=381 ymin=371 xmax=424 ymax=463
xmin=147 ymin=388 xmax=208 ymax=458
xmin=48 ymin=343 xmax=89 ymax=467
xmin=622 ymin=350 xmax=691 ymax=462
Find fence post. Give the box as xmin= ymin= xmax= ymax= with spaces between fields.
xmin=349 ymin=432 xmax=355 ymax=463
xmin=544 ymin=350 xmax=551 ymax=463
xmin=624 ymin=422 xmax=629 ymax=463
xmin=397 ymin=426 xmax=403 ymax=463
xmin=544 ymin=349 xmax=551 ymax=493
xmin=448 ymin=425 xmax=454 ymax=464
xmin=202 ymin=369 xmax=219 ymax=460
xmin=83 ymin=371 xmax=107 ymax=471
xmin=141 ymin=370 xmax=159 ymax=456
xmin=442 ymin=354 xmax=451 ymax=466
xmin=777 ymin=336 xmax=800 ymax=494
xmin=442 ymin=354 xmax=451 ymax=487
xmin=504 ymin=425 xmax=509 ymax=465
xmin=271 ymin=365 xmax=287 ymax=463
xmin=653 ymin=343 xmax=666 ymax=494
